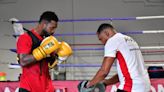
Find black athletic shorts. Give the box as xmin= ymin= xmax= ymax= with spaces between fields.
xmin=117 ymin=89 xmax=127 ymax=92
xmin=19 ymin=88 xmax=29 ymax=92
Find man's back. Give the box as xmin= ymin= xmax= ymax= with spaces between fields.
xmin=105 ymin=33 xmax=151 ymax=92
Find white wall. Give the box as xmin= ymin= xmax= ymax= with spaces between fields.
xmin=0 ymin=0 xmax=164 ymax=80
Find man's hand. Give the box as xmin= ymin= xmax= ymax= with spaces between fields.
xmin=77 ymin=81 xmax=106 ymax=92
xmin=88 ymin=57 xmax=115 ymax=87
xmin=77 ymin=81 xmax=95 ymax=92
xmin=103 ymin=74 xmax=119 ymax=85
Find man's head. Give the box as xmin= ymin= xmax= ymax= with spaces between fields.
xmin=39 ymin=11 xmax=59 ymax=36
xmin=97 ymin=23 xmax=116 ymax=45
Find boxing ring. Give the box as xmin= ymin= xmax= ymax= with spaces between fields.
xmin=1 ymin=15 xmax=164 ymax=92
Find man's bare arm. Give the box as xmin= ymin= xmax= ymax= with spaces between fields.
xmin=88 ymin=57 xmax=115 ymax=87
xmin=104 ymin=74 xmax=119 ymax=85
xmin=18 ymin=54 xmax=36 ymax=67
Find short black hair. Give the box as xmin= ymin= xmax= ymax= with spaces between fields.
xmin=97 ymin=23 xmax=114 ymax=34
xmin=39 ymin=11 xmax=59 ymax=23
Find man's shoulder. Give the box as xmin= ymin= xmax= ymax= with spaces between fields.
xmin=17 ymin=32 xmax=32 ymax=43
xmin=107 ymin=33 xmax=123 ymax=42
xmin=19 ymin=32 xmax=31 ymax=39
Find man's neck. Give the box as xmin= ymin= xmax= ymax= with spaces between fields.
xmin=109 ymin=30 xmax=117 ymax=39
xmin=34 ymin=25 xmax=43 ymax=36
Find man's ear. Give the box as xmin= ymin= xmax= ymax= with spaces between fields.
xmin=39 ymin=21 xmax=45 ymax=26
xmin=42 ymin=22 xmax=48 ymax=29
xmin=104 ymin=30 xmax=110 ymax=37
xmin=43 ymin=23 xmax=47 ymax=28
xmin=41 ymin=20 xmax=48 ymax=26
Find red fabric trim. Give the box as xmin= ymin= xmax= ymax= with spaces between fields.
xmin=117 ymin=51 xmax=132 ymax=92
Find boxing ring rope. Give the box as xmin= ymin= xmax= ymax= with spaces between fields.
xmin=9 ymin=46 xmax=164 ymax=53
xmin=72 ymin=46 xmax=164 ymax=51
xmin=1 ymin=15 xmax=164 ymax=23
xmin=8 ymin=61 xmax=164 ymax=69
xmin=54 ymin=30 xmax=164 ymax=36
xmin=12 ymin=30 xmax=164 ymax=37
xmin=140 ymin=46 xmax=164 ymax=49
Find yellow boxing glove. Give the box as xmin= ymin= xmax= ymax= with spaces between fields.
xmin=48 ymin=41 xmax=72 ymax=68
xmin=32 ymin=36 xmax=59 ymax=61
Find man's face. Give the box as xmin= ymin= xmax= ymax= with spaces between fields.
xmin=43 ymin=20 xmax=57 ymax=35
xmin=97 ymin=29 xmax=110 ymax=45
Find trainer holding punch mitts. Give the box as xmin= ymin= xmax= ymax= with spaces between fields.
xmin=78 ymin=23 xmax=150 ymax=92
xmin=13 ymin=11 xmax=72 ymax=92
